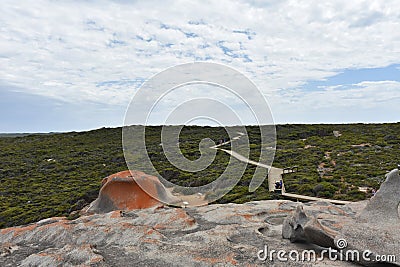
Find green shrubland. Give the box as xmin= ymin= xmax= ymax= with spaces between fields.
xmin=0 ymin=123 xmax=399 ymax=228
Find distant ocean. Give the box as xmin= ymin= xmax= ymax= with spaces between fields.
xmin=0 ymin=132 xmax=58 ymax=137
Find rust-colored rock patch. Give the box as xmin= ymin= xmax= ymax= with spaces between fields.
xmin=86 ymin=170 xmax=179 ymax=213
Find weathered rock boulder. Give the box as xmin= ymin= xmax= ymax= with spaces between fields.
xmin=282 ymin=169 xmax=400 ymax=266
xmin=282 ymin=205 xmax=309 ymax=242
xmin=282 ymin=205 xmax=338 ymax=248
xmin=337 ymin=169 xmax=400 ymax=266
xmin=357 ymin=168 xmax=400 ymax=224
xmin=86 ymin=170 xmax=179 ymax=213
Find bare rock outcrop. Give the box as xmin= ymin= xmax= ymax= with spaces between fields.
xmin=283 ymin=169 xmax=400 ymax=266
xmin=337 ymin=169 xmax=400 ymax=266
xmin=1 ymin=169 xmax=399 ymax=266
xmin=0 ymin=200 xmax=359 ymax=266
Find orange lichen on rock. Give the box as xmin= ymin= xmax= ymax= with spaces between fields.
xmin=193 ymin=253 xmax=237 ymax=265
xmin=153 ymin=209 xmax=196 ymax=230
xmin=0 ymin=224 xmax=37 ymax=237
xmin=109 ymin=211 xmax=121 ymax=219
xmin=240 ymin=213 xmax=256 ymax=222
xmin=87 ymin=170 xmax=179 ymax=213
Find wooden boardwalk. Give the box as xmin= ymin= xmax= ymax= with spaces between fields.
xmin=212 ymin=134 xmax=351 ymax=205
xmin=268 ymin=167 xmax=284 ymax=192
xmin=281 ymin=191 xmax=351 ymax=205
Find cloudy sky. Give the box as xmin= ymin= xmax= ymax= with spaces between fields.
xmin=1 ymin=0 xmax=400 ymax=132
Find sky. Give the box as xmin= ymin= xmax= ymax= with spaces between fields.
xmin=1 ymin=0 xmax=400 ymax=132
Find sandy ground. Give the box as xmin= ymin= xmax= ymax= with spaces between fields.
xmin=166 ymin=187 xmax=208 ymax=207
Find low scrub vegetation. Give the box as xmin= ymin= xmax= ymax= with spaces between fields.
xmin=0 ymin=123 xmax=399 ymax=228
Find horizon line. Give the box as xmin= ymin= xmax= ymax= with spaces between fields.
xmin=1 ymin=121 xmax=399 ymax=135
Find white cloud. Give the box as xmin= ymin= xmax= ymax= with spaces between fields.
xmin=0 ymin=0 xmax=400 ymax=123
xmin=305 ymin=81 xmax=400 ymax=107
xmin=270 ymin=80 xmax=400 ymax=123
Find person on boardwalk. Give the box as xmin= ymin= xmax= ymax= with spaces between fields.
xmin=275 ymin=181 xmax=282 ymax=190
